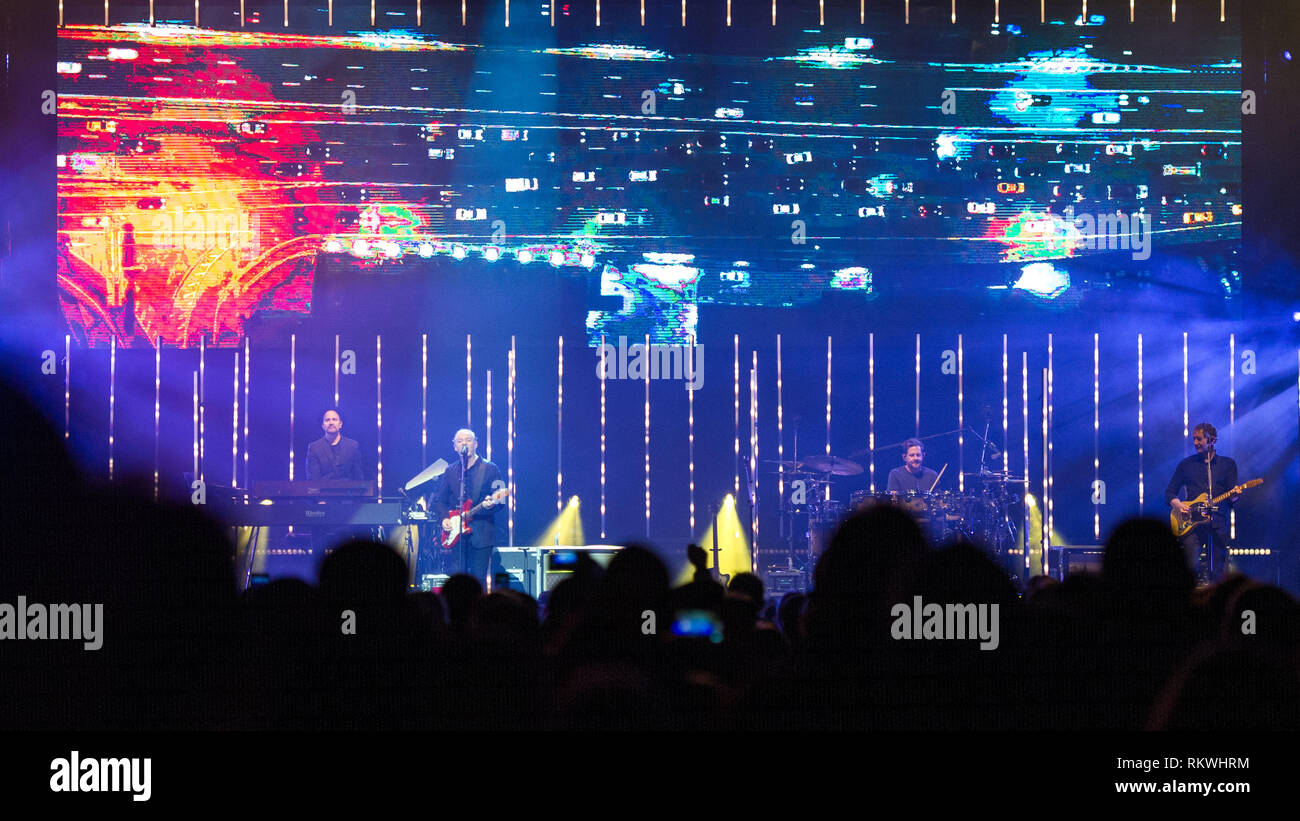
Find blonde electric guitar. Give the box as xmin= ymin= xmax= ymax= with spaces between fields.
xmin=1169 ymin=478 xmax=1261 ymax=538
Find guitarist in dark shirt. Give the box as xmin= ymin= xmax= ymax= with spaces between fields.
xmin=431 ymin=429 xmax=504 ymax=586
xmin=1165 ymin=423 xmax=1238 ymax=583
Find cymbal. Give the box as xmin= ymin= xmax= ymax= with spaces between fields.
xmin=802 ymin=454 xmax=864 ymax=476
xmin=765 ymin=459 xmax=811 ymax=469
xmin=963 ymin=471 xmax=1028 ymax=483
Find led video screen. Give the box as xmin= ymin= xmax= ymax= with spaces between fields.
xmin=57 ymin=7 xmax=1240 ymax=346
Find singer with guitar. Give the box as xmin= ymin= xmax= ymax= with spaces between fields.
xmin=430 ymin=429 xmax=506 ymax=586
xmin=1165 ymin=423 xmax=1243 ymax=584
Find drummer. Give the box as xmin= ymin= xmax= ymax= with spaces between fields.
xmin=887 ymin=439 xmax=940 ymax=494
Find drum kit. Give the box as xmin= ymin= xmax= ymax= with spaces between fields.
xmin=769 ymin=453 xmax=1027 ymax=575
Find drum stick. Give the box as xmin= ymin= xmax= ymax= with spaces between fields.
xmin=928 ymin=463 xmax=948 ymax=494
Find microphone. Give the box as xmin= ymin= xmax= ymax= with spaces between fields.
xmin=459 ymin=445 xmax=469 ymax=456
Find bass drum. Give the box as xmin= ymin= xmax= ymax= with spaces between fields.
xmin=807 ymin=500 xmax=846 ymax=557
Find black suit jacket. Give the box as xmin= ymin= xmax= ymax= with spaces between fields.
xmin=306 ymin=436 xmax=365 ymax=481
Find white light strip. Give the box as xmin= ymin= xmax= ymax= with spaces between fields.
xmin=289 ymin=334 xmax=295 ymax=480
xmin=914 ymin=334 xmax=921 ymax=437
xmin=421 ymin=334 xmax=428 ymax=466
xmin=1002 ymin=334 xmax=1008 ymax=475
xmin=243 ymin=338 xmax=250 ymax=491
xmin=154 ymin=339 xmax=161 ymax=500
xmin=1041 ymin=368 xmax=1049 ymax=570
xmin=1094 ymin=332 xmax=1100 ymax=540
xmin=109 ymin=337 xmax=116 ymax=481
xmin=65 ymin=335 xmax=71 ymax=441
xmin=734 ymin=334 xmax=740 ymax=497
xmin=870 ymin=332 xmax=876 ymax=492
xmin=645 ymin=333 xmax=651 ymax=538
xmin=199 ymin=336 xmax=205 ymax=482
xmin=600 ymin=334 xmax=607 ymax=539
xmin=1171 ymin=0 xmax=1177 ymax=23
xmin=958 ymin=333 xmax=964 ymax=494
xmin=486 ymin=370 xmax=493 ymax=463
xmin=1183 ymin=331 xmax=1190 ymax=446
xmin=777 ymin=334 xmax=784 ymax=501
xmin=193 ymin=370 xmax=200 ymax=479
xmin=466 ymin=334 xmax=472 ymax=428
xmin=1048 ymin=333 xmax=1054 ymax=541
xmin=951 ymin=0 xmax=956 ymax=24
xmin=751 ymin=352 xmax=759 ymax=570
xmin=1137 ymin=333 xmax=1144 ymax=512
xmin=826 ymin=336 xmax=832 ymax=460
xmin=233 ymin=349 xmax=240 ymax=487
xmin=1022 ymin=352 xmax=1029 ymax=574
xmin=1229 ymin=333 xmax=1235 ymax=539
xmin=557 ymin=335 xmax=563 ymax=515
xmin=334 ymin=335 xmax=340 ymax=408
xmin=595 ymin=0 xmax=599 ymax=26
xmin=508 ymin=337 xmax=516 ymax=545
xmin=689 ymin=333 xmax=697 ymax=536
xmin=376 ymin=335 xmax=382 ymax=496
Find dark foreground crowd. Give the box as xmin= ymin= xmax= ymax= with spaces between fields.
xmin=2 ymin=382 xmax=1297 ymax=731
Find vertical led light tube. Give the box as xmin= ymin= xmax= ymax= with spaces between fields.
xmin=958 ymin=334 xmax=964 ymax=494
xmin=644 ymin=334 xmax=651 ymax=538
xmin=243 ymin=338 xmax=250 ymax=491
xmin=109 ymin=337 xmax=116 ymax=481
xmin=1041 ymin=369 xmax=1049 ymax=573
xmin=421 ymin=333 xmax=428 ymax=466
xmin=777 ymin=334 xmax=784 ymax=502
xmin=734 ymin=334 xmax=740 ymax=497
xmin=486 ymin=370 xmax=493 ymax=462
xmin=154 ymin=339 xmax=161 ymax=500
xmin=869 ymin=332 xmax=876 ymax=492
xmin=600 ymin=334 xmax=607 ymax=540
xmin=1002 ymin=334 xmax=1009 ymax=475
xmin=557 ymin=335 xmax=563 ymax=515
xmin=826 ymin=336 xmax=832 ymax=460
xmin=1022 ymin=352 xmax=1029 ymax=576
xmin=1047 ymin=334 xmax=1054 ymax=542
xmin=193 ymin=370 xmax=200 ymax=479
xmin=1137 ymin=334 xmax=1144 ymax=512
xmin=65 ymin=335 xmax=71 ymax=441
xmin=376 ymin=335 xmax=383 ymax=496
xmin=466 ymin=334 xmax=472 ymax=428
xmin=750 ymin=353 xmax=759 ymax=569
xmin=1183 ymin=332 xmax=1190 ymax=446
xmin=1094 ymin=333 xmax=1100 ymax=541
xmin=1229 ymin=333 xmax=1236 ymax=539
xmin=689 ymin=333 xmax=697 ymax=536
xmin=647 ymin=332 xmax=655 ymax=537
xmin=199 ymin=336 xmax=205 ymax=481
xmin=508 ymin=336 xmax=516 ymax=545
xmin=232 ymin=350 xmax=240 ymax=487
xmin=914 ymin=334 xmax=921 ymax=437
xmin=334 ymin=334 xmax=340 ymax=407
xmin=289 ymin=334 xmax=296 ymax=480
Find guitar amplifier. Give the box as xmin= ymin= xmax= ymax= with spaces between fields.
xmin=1048 ymin=545 xmax=1105 ymax=581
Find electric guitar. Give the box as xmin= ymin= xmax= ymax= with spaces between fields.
xmin=1169 ymin=478 xmax=1261 ymax=538
xmin=441 ymin=487 xmax=510 ymax=549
